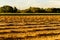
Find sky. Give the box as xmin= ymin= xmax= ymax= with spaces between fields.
xmin=0 ymin=0 xmax=60 ymax=10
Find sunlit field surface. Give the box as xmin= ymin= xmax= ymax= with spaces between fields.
xmin=0 ymin=14 xmax=60 ymax=40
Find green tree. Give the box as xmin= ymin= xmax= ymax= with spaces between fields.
xmin=13 ymin=7 xmax=17 ymax=13
xmin=0 ymin=5 xmax=13 ymax=13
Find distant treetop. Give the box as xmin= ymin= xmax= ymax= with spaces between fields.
xmin=0 ymin=5 xmax=60 ymax=13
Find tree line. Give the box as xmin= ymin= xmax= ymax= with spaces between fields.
xmin=0 ymin=5 xmax=60 ymax=13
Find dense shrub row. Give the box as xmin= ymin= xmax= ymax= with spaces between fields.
xmin=0 ymin=5 xmax=60 ymax=13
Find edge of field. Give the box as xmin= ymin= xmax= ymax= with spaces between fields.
xmin=0 ymin=13 xmax=60 ymax=16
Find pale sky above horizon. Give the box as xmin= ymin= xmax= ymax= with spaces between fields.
xmin=0 ymin=0 xmax=60 ymax=10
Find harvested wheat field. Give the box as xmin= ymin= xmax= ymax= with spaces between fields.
xmin=0 ymin=15 xmax=60 ymax=40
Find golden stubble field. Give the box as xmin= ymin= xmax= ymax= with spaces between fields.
xmin=0 ymin=15 xmax=60 ymax=40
